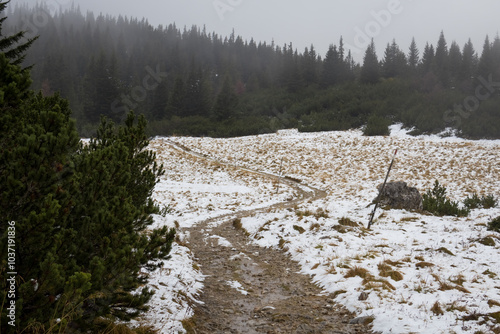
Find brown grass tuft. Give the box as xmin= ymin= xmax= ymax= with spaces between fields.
xmin=489 ymin=300 xmax=500 ymax=308
xmin=416 ymin=261 xmax=435 ymax=268
xmin=378 ymin=262 xmax=404 ymax=282
xmin=344 ymin=266 xmax=372 ymax=280
xmin=431 ymin=301 xmax=444 ymax=316
xmin=338 ymin=217 xmax=360 ymax=227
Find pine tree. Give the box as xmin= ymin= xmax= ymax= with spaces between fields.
xmin=477 ymin=36 xmax=492 ymax=79
xmin=281 ymin=43 xmax=303 ymax=93
xmin=0 ymin=0 xmax=38 ymax=66
xmin=491 ymin=35 xmax=500 ymax=79
xmin=213 ymin=74 xmax=238 ymax=121
xmin=408 ymin=37 xmax=419 ymax=73
xmin=1 ymin=53 xmax=87 ymax=330
xmin=421 ymin=42 xmax=435 ymax=74
xmin=167 ymin=75 xmax=187 ymax=117
xmin=300 ymin=45 xmax=318 ymax=84
xmin=448 ymin=41 xmax=462 ymax=85
xmin=184 ymin=67 xmax=212 ymax=117
xmin=322 ymin=44 xmax=340 ymax=87
xmin=360 ymin=39 xmax=380 ymax=84
xmin=83 ymin=52 xmax=121 ymax=124
xmin=461 ymin=39 xmax=477 ymax=81
xmin=382 ymin=39 xmax=407 ymax=78
xmin=67 ymin=112 xmax=175 ymax=325
xmin=433 ymin=31 xmax=449 ymax=84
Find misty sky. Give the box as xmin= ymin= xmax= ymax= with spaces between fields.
xmin=15 ymin=0 xmax=500 ymax=62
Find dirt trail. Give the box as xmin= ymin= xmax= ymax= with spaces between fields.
xmin=166 ymin=140 xmax=375 ymax=334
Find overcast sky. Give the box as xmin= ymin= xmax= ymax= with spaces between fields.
xmin=15 ymin=0 xmax=500 ymax=62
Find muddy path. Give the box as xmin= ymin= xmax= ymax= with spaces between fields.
xmin=166 ymin=140 xmax=375 ymax=334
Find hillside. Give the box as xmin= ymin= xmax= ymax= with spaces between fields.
xmin=139 ymin=125 xmax=500 ymax=333
xmin=4 ymin=4 xmax=500 ymax=138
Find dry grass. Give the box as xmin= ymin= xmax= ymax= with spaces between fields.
xmin=489 ymin=300 xmax=500 ymax=308
xmin=432 ymin=274 xmax=471 ymax=293
xmin=436 ymin=247 xmax=455 ymax=256
xmin=326 ymin=264 xmax=338 ymax=275
xmin=415 ymin=261 xmax=435 ymax=269
xmin=91 ymin=318 xmax=159 ymax=334
xmin=378 ymin=262 xmax=404 ymax=281
xmin=431 ymin=301 xmax=444 ymax=316
xmin=332 ymin=289 xmax=347 ymax=299
xmin=344 ymin=266 xmax=373 ymax=280
xmin=181 ymin=318 xmax=197 ymax=334
xmin=449 ymin=274 xmax=467 ymax=286
xmin=446 ymin=301 xmax=468 ymax=313
xmin=293 ymin=225 xmax=306 ymax=234
xmin=384 ymin=259 xmax=404 ymax=267
xmin=478 ymin=237 xmax=496 ymax=246
xmin=364 ymin=278 xmax=396 ymax=291
xmin=338 ymin=217 xmax=360 ymax=227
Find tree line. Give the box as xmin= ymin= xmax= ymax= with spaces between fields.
xmin=4 ymin=3 xmax=500 ymax=138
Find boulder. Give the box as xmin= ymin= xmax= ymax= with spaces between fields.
xmin=375 ymin=181 xmax=422 ymax=211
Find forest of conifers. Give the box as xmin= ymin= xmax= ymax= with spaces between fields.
xmin=5 ymin=3 xmax=500 ymax=138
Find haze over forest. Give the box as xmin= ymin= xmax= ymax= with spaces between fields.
xmin=5 ymin=3 xmax=500 ymax=138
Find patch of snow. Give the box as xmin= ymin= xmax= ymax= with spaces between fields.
xmin=227 ymin=280 xmax=249 ymax=295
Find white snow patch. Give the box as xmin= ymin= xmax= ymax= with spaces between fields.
xmin=227 ymin=280 xmax=249 ymax=295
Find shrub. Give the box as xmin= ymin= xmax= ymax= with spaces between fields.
xmin=488 ymin=216 xmax=500 ymax=233
xmin=363 ymin=114 xmax=391 ymax=136
xmin=464 ymin=193 xmax=498 ymax=209
xmin=422 ymin=180 xmax=470 ymax=217
xmin=463 ymin=193 xmax=482 ymax=209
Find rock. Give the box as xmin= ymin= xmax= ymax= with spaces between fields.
xmin=375 ymin=181 xmax=422 ymax=211
xmin=349 ymin=316 xmax=374 ymax=325
xmin=358 ymin=292 xmax=369 ymax=301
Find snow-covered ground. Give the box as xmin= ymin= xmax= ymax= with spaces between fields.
xmin=138 ymin=125 xmax=500 ymax=334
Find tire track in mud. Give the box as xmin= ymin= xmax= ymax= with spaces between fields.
xmin=165 ymin=139 xmax=375 ymax=334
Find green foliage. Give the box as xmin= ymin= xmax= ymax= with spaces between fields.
xmin=3 ymin=5 xmax=500 ymax=139
xmin=363 ymin=114 xmax=391 ymax=136
xmin=488 ymin=216 xmax=500 ymax=233
xmin=0 ymin=22 xmax=175 ymax=331
xmin=360 ymin=39 xmax=380 ymax=85
xmin=422 ymin=180 xmax=470 ymax=217
xmin=0 ymin=1 xmax=38 ymax=66
xmin=464 ymin=193 xmax=498 ymax=209
xmin=212 ymin=74 xmax=239 ymax=121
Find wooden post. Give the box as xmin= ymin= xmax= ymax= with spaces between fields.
xmin=367 ymin=149 xmax=398 ymax=229
xmin=276 ymin=157 xmax=283 ymax=194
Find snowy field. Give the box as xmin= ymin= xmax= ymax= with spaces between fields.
xmin=138 ymin=125 xmax=500 ymax=334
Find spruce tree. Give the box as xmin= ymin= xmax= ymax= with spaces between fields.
xmin=168 ymin=76 xmax=187 ymax=117
xmin=382 ymin=39 xmax=407 ymax=78
xmin=448 ymin=41 xmax=462 ymax=85
xmin=301 ymin=45 xmax=318 ymax=84
xmin=322 ymin=44 xmax=340 ymax=87
xmin=491 ymin=35 xmax=500 ymax=79
xmin=433 ymin=31 xmax=449 ymax=85
xmin=421 ymin=42 xmax=435 ymax=74
xmin=408 ymin=37 xmax=420 ymax=73
xmin=360 ymin=39 xmax=380 ymax=84
xmin=461 ymin=39 xmax=477 ymax=81
xmin=477 ymin=36 xmax=492 ymax=79
xmin=213 ymin=74 xmax=238 ymax=121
